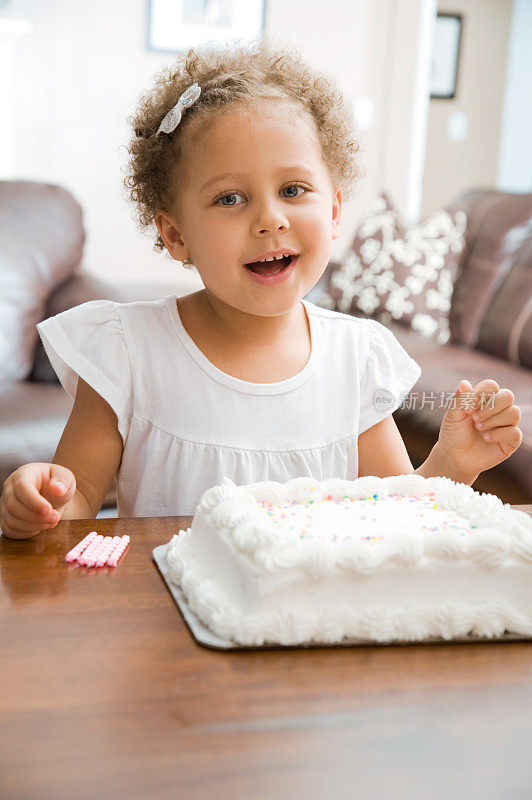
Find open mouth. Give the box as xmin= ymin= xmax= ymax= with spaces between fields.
xmin=245 ymin=254 xmax=295 ymax=275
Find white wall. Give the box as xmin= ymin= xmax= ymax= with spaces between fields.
xmin=421 ymin=0 xmax=514 ymax=218
xmin=375 ymin=0 xmax=436 ymax=223
xmin=497 ymin=0 xmax=532 ymax=192
xmin=0 ymin=0 xmax=430 ymax=283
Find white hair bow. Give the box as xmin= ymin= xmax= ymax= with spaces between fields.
xmin=156 ymin=82 xmax=202 ymax=135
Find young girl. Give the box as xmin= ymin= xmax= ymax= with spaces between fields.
xmin=0 ymin=38 xmax=522 ymax=540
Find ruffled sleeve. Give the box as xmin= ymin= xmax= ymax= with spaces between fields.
xmin=358 ymin=319 xmax=421 ymax=435
xmin=36 ymin=300 xmax=133 ymax=444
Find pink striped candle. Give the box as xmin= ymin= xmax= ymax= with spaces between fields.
xmin=77 ymin=535 xmax=104 ymax=567
xmin=101 ymin=536 xmax=122 ymax=565
xmin=106 ymin=535 xmax=130 ymax=566
xmin=77 ymin=537 xmax=104 ymax=567
xmin=106 ymin=535 xmax=130 ymax=567
xmin=104 ymin=535 xmax=127 ymax=562
xmin=65 ymin=531 xmax=98 ymax=563
xmin=94 ymin=536 xmax=116 ymax=567
xmin=87 ymin=537 xmax=108 ymax=567
xmin=87 ymin=538 xmax=113 ymax=568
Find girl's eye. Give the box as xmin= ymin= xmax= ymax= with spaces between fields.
xmin=215 ymin=184 xmax=307 ymax=206
xmin=217 ymin=192 xmax=244 ymax=207
xmin=282 ymin=184 xmax=306 ymax=198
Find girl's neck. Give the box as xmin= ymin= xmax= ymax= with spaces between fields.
xmin=183 ymin=289 xmax=306 ymax=346
xmin=176 ymin=289 xmax=311 ymax=383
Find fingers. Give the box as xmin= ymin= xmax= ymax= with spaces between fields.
xmin=0 ymin=480 xmax=61 ymax=539
xmin=41 ymin=464 xmax=76 ymax=509
xmin=6 ymin=492 xmax=60 ymax=526
xmin=477 ymin=425 xmax=523 ymax=455
xmin=450 ymin=380 xmax=475 ymax=418
xmin=0 ymin=508 xmax=58 ymax=538
xmin=0 ymin=463 xmax=73 ymax=540
xmin=474 ymin=387 xmax=514 ymax=414
xmin=459 ymin=380 xmax=518 ymax=417
xmin=458 ymin=378 xmax=500 ymax=403
xmin=472 ymin=403 xmax=520 ymax=432
xmin=459 ymin=381 xmax=522 ymax=454
xmin=11 ymin=468 xmax=53 ymax=515
xmin=472 ymin=379 xmax=500 ymax=396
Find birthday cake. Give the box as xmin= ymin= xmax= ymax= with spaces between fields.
xmin=165 ymin=475 xmax=532 ymax=646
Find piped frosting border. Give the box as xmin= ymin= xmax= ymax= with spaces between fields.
xmin=165 ymin=475 xmax=532 ymax=645
xmin=177 ymin=475 xmax=532 ymax=573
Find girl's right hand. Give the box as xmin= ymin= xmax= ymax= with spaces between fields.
xmin=0 ymin=463 xmax=76 ymax=540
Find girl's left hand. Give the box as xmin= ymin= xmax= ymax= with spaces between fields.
xmin=436 ymin=378 xmax=522 ymax=482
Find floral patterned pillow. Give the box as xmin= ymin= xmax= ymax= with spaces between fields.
xmin=317 ymin=194 xmax=467 ymax=344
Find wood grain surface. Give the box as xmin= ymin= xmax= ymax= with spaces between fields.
xmin=1 ymin=509 xmax=531 ymax=800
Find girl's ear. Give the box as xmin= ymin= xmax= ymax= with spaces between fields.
xmin=331 ymin=188 xmax=342 ymax=240
xmin=155 ymin=211 xmax=191 ymax=262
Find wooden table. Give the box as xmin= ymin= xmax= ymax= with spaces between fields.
xmin=1 ymin=509 xmax=532 ymax=800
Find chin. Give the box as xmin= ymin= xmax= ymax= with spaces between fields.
xmin=249 ymin=289 xmax=307 ymax=316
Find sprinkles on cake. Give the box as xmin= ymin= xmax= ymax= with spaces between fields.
xmin=257 ymin=492 xmax=474 ymax=542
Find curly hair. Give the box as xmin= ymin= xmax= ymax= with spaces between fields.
xmin=124 ymin=35 xmax=360 ymax=252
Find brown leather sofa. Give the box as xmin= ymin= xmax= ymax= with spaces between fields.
xmin=0 ymin=180 xmax=198 ymax=511
xmin=0 ymin=268 xmax=196 ymax=510
xmin=1 ymin=183 xmax=530 ymax=510
xmin=308 ymin=189 xmax=532 ymax=504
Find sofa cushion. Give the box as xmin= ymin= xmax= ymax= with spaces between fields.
xmin=0 ymin=181 xmax=84 ymax=386
xmin=476 ymin=233 xmax=532 ymax=369
xmin=0 ymin=382 xmax=73 ymax=486
xmin=0 ymin=381 xmax=116 ymax=508
xmin=315 ymin=194 xmax=467 ymax=345
xmin=449 ymin=190 xmax=532 ymax=349
xmin=389 ymin=323 xmax=532 ymax=499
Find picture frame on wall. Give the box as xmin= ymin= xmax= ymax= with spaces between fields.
xmin=430 ymin=13 xmax=463 ymax=99
xmin=147 ymin=0 xmax=266 ymax=54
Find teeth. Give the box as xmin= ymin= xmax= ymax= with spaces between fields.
xmin=259 ymin=253 xmax=292 ymax=262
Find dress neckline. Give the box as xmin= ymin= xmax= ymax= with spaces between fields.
xmin=165 ymin=296 xmax=319 ymax=396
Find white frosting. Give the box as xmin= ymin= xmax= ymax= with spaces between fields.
xmin=165 ymin=475 xmax=532 ymax=645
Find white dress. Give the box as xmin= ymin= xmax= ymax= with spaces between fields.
xmin=37 ymin=296 xmax=421 ymax=517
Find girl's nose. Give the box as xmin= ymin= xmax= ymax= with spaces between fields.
xmin=252 ymin=198 xmax=290 ymax=235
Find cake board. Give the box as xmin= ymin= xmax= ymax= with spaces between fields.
xmin=152 ymin=544 xmax=531 ymax=651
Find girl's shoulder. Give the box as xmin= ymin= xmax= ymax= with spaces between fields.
xmin=43 ymin=295 xmax=172 ymax=325
xmin=54 ymin=294 xmax=177 ymax=334
xmin=37 ymin=293 xmax=178 ymax=381
xmin=303 ymin=300 xmax=413 ymax=363
xmin=303 ymin=299 xmax=382 ymax=340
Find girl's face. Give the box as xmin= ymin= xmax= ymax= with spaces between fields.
xmin=157 ymin=100 xmax=342 ymax=318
